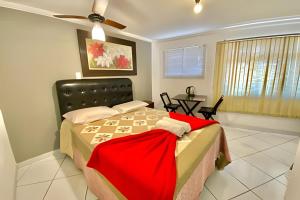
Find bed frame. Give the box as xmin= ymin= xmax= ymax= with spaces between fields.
xmin=56 ymin=78 xmax=133 ymax=116
xmin=55 ymin=78 xmax=230 ymax=200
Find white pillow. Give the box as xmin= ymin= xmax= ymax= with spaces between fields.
xmin=63 ymin=106 xmax=119 ymax=124
xmin=112 ymin=100 xmax=148 ymax=114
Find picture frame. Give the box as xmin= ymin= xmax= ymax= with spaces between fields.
xmin=77 ymin=29 xmax=137 ymax=77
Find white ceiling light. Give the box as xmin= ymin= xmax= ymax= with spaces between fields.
xmin=194 ymin=0 xmax=203 ymax=14
xmin=92 ymin=22 xmax=106 ymax=41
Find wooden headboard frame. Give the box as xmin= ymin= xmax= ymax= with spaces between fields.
xmin=55 ymin=78 xmax=133 ymax=116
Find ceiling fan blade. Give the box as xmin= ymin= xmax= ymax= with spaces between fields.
xmin=53 ymin=15 xmax=88 ymax=19
xmin=103 ymin=19 xmax=126 ymax=29
xmin=92 ymin=0 xmax=109 ymax=15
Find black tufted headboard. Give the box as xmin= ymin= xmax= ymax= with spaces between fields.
xmin=56 ymin=78 xmax=133 ymax=116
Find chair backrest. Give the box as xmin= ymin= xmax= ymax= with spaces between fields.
xmin=160 ymin=92 xmax=171 ymax=108
xmin=213 ymin=95 xmax=224 ymax=113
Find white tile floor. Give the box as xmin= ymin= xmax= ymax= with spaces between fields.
xmin=16 ymin=126 xmax=299 ymax=200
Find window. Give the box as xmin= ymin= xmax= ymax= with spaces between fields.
xmin=213 ymin=35 xmax=300 ymax=118
xmin=164 ymin=45 xmax=206 ymax=77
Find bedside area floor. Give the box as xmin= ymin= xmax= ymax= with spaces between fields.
xmin=16 ymin=126 xmax=299 ymax=200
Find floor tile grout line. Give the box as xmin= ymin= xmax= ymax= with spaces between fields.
xmin=16 ymin=156 xmax=68 ymax=187
xmin=235 ymin=135 xmax=297 ymax=156
xmin=273 ymin=171 xmax=289 ymax=179
xmin=206 ymin=127 xmax=294 ymax=200
xmin=16 ymin=154 xmax=86 ymax=199
xmin=226 ymin=133 xmax=259 ymax=141
xmin=85 ymin=185 xmax=88 ymax=200
xmin=210 ymin=126 xmax=296 ymax=200
xmin=224 ymin=128 xmax=294 ymax=199
xmin=249 ymin=177 xmax=276 ymax=191
xmin=228 ymin=173 xmax=286 ymax=200
xmin=226 ymin=126 xmax=298 ymax=144
xmin=224 ymin=127 xmax=282 ymax=138
xmin=42 ymin=155 xmax=66 ymax=200
xmin=237 ymin=138 xmax=275 ymax=151
xmin=54 ymin=173 xmax=84 ymax=181
xmin=240 ymin=157 xmax=286 ymax=179
xmin=229 ymin=148 xmax=291 ymax=180
xmin=276 ymin=140 xmax=300 ymax=155
xmin=16 ymin=155 xmax=67 ymax=187
xmin=17 ymin=180 xmax=53 ymax=187
xmin=51 ymin=155 xmax=66 ymax=181
xmin=247 ymin=171 xmax=289 ymax=192
xmin=273 ymin=177 xmax=288 ymax=187
xmin=241 ymin=142 xmax=294 ymax=165
xmin=237 ymin=146 xmax=292 ymax=183
xmin=249 ymin=178 xmax=286 ymax=199
xmin=237 ymin=190 xmax=264 ymax=200
xmin=227 ymin=190 xmax=253 ymax=200
xmin=225 ymin=129 xmax=260 ymax=139
xmin=228 ymin=139 xmax=281 ymax=158
xmin=225 ymin=164 xmax=273 ymax=189
xmin=204 ymin=185 xmax=218 ymax=200
xmin=17 ymin=164 xmax=33 ymax=183
xmin=254 ymin=136 xmax=297 ymax=147
xmin=224 ymin=126 xmax=299 ymax=139
xmin=249 ymin=190 xmax=264 ymax=200
xmin=272 ymin=173 xmax=289 ymax=186
xmin=16 ymin=167 xmax=82 ymax=187
xmin=41 ymin=176 xmax=54 ymax=200
xmin=222 ymin=169 xmax=254 ymax=198
xmin=206 ymin=168 xmax=252 ymax=200
xmin=233 ymin=136 xmax=297 ymax=168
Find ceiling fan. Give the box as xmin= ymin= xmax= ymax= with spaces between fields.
xmin=53 ymin=0 xmax=126 ymax=41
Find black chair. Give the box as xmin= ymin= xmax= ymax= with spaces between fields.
xmin=160 ymin=92 xmax=181 ymax=112
xmin=198 ymin=95 xmax=224 ymax=120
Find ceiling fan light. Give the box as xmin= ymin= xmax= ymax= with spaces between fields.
xmin=194 ymin=2 xmax=203 ymax=14
xmin=92 ymin=22 xmax=106 ymax=41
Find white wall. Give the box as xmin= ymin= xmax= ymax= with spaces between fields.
xmin=152 ymin=22 xmax=300 ymax=134
xmin=0 ymin=7 xmax=152 ymax=162
xmin=0 ymin=109 xmax=16 ymax=200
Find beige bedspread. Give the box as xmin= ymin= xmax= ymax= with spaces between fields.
xmin=60 ymin=107 xmax=231 ymax=199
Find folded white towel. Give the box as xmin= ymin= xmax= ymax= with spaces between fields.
xmin=154 ymin=120 xmax=186 ymax=137
xmin=162 ymin=117 xmax=192 ymax=133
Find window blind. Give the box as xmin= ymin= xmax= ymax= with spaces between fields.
xmin=164 ymin=45 xmax=205 ymax=77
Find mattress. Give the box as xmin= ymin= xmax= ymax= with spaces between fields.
xmin=60 ymin=107 xmax=231 ymax=199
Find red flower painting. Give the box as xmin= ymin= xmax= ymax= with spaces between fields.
xmin=115 ymin=55 xmax=130 ymax=69
xmin=88 ymin=42 xmax=105 ymax=58
xmin=86 ymin=39 xmax=134 ymax=72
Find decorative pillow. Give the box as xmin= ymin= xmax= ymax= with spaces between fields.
xmin=63 ymin=106 xmax=119 ymax=124
xmin=112 ymin=100 xmax=149 ymax=114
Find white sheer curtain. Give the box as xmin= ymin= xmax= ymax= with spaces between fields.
xmin=214 ymin=35 xmax=300 ymax=118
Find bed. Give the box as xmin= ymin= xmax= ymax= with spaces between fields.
xmin=56 ymin=78 xmax=231 ymax=200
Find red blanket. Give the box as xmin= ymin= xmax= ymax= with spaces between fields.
xmin=87 ymin=129 xmax=177 ymax=200
xmin=169 ymin=112 xmax=218 ymax=130
xmin=87 ymin=113 xmax=218 ymax=200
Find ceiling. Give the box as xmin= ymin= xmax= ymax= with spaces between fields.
xmin=2 ymin=0 xmax=300 ymax=40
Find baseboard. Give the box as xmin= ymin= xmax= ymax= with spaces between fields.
xmin=221 ymin=122 xmax=300 ymax=137
xmin=217 ymin=112 xmax=300 ymax=136
xmin=17 ymin=149 xmax=61 ymax=169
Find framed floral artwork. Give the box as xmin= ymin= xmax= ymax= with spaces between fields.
xmin=77 ymin=29 xmax=137 ymax=76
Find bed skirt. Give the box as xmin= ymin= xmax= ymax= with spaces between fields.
xmin=72 ymin=133 xmax=227 ymax=200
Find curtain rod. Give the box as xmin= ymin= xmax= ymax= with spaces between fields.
xmin=221 ymin=33 xmax=300 ymax=43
